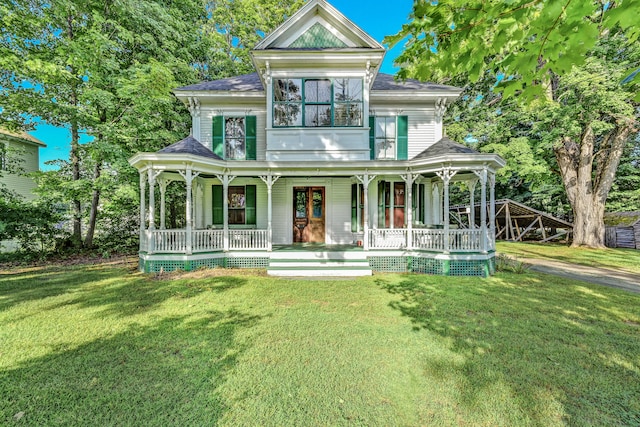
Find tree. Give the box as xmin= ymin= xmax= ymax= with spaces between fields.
xmin=1 ymin=0 xmax=303 ymax=251
xmin=389 ymin=0 xmax=640 ymax=247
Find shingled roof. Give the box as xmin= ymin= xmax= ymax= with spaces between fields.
xmin=157 ymin=135 xmax=221 ymax=160
xmin=412 ymin=137 xmax=479 ymax=160
xmin=175 ymin=72 xmax=459 ymax=93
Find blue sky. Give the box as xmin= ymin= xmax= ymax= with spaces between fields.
xmin=30 ymin=0 xmax=414 ymax=169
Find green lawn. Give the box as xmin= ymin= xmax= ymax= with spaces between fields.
xmin=497 ymin=241 xmax=640 ymax=274
xmin=1 ymin=259 xmax=639 ymax=426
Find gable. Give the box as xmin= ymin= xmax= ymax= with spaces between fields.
xmin=254 ymin=0 xmax=383 ymax=51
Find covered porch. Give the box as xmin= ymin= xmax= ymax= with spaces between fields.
xmin=130 ymin=136 xmax=504 ymax=276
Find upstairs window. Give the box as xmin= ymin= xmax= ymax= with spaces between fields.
xmin=273 ymin=78 xmax=363 ymax=128
xmin=368 ymin=116 xmax=409 ymax=160
xmin=212 ymin=116 xmax=256 ymax=160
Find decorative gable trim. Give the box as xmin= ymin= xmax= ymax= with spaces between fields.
xmin=288 ymin=21 xmax=349 ymax=49
xmin=254 ymin=0 xmax=383 ymax=51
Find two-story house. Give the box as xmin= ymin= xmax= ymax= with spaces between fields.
xmin=129 ymin=0 xmax=505 ymax=276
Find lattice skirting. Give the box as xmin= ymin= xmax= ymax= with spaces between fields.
xmin=141 ymin=255 xmax=269 ymax=273
xmin=368 ymin=255 xmax=494 ymax=277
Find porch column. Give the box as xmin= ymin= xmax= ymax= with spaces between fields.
xmin=158 ymin=178 xmax=168 ymax=230
xmin=147 ymin=168 xmax=161 ymax=254
xmin=489 ymin=172 xmax=496 ymax=250
xmin=474 ymin=168 xmax=488 ymax=253
xmin=179 ymin=167 xmax=201 ymax=255
xmin=436 ymin=168 xmax=457 ymax=253
xmin=402 ymin=171 xmax=419 ymax=250
xmin=216 ymin=173 xmax=236 ymax=252
xmin=260 ymin=173 xmax=280 ymax=251
xmin=355 ymin=172 xmax=376 ymax=250
xmin=425 ymin=179 xmax=433 ymax=225
xmin=469 ymin=178 xmax=478 ymax=229
xmin=139 ymin=171 xmax=146 ymax=251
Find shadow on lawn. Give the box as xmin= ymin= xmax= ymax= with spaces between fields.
xmin=377 ymin=273 xmax=640 ymax=426
xmin=0 ymin=310 xmax=261 ymax=425
xmin=0 ymin=261 xmax=248 ymax=318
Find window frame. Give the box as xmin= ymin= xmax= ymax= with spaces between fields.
xmin=224 ymin=116 xmax=246 ymax=160
xmin=272 ymin=78 xmax=363 ymax=128
xmin=374 ymin=116 xmax=397 ymax=160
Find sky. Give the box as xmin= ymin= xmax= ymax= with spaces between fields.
xmin=29 ymin=0 xmax=414 ymax=170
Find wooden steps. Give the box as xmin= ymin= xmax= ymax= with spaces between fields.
xmin=267 ymin=251 xmax=372 ymax=277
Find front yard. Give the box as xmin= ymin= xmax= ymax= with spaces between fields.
xmin=1 ymin=257 xmax=639 ymax=425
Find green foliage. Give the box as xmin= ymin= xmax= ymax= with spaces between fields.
xmin=0 ymin=187 xmax=65 ymax=254
xmin=387 ymin=0 xmax=640 ymax=101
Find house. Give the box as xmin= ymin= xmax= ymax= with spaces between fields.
xmin=128 ymin=0 xmax=505 ymax=276
xmin=0 ymin=128 xmax=46 ymax=201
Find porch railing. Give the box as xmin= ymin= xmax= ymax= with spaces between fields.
xmin=229 ymin=229 xmax=269 ymax=250
xmin=368 ymin=229 xmax=408 ymax=249
xmin=152 ymin=229 xmax=187 ymax=253
xmin=193 ymin=229 xmax=223 ymax=252
xmin=369 ymin=228 xmax=492 ymax=252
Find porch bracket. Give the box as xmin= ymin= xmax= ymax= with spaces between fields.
xmin=355 ymin=171 xmax=376 ymax=250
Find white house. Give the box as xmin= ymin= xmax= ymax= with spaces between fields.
xmin=129 ymin=0 xmax=505 ymax=276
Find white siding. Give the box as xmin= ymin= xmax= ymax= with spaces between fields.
xmin=408 ymin=109 xmax=437 ymax=159
xmin=0 ymin=139 xmax=41 ymax=201
xmin=329 ymin=179 xmax=353 ymax=244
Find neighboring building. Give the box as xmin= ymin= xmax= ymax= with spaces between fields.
xmin=129 ymin=0 xmax=505 ymax=276
xmin=0 ymin=128 xmax=46 ymax=200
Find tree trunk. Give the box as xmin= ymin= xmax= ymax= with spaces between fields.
xmin=70 ymin=120 xmax=83 ymax=248
xmin=84 ymin=161 xmax=102 ymax=248
xmin=555 ymin=120 xmax=635 ymax=248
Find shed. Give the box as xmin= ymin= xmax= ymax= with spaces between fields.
xmin=604 ymin=212 xmax=640 ymax=249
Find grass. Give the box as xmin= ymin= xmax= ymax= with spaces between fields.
xmin=497 ymin=241 xmax=640 ymax=274
xmin=1 ymin=258 xmax=639 ymax=425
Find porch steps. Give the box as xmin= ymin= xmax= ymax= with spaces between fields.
xmin=267 ymin=251 xmax=373 ymax=277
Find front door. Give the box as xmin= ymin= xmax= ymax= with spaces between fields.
xmin=293 ymin=187 xmax=325 ymax=243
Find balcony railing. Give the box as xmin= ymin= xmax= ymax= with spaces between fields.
xmin=369 ymin=228 xmax=491 ymax=252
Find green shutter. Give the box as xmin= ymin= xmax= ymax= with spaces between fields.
xmin=212 ymin=185 xmax=223 ymax=225
xmin=378 ymin=181 xmax=386 ymax=228
xmin=369 ymin=116 xmax=375 ymax=160
xmin=412 ymin=183 xmax=418 ymax=224
xmin=246 ymin=116 xmax=256 ymax=160
xmin=419 ymin=184 xmax=425 ymax=225
xmin=245 ymin=185 xmax=256 ymax=225
xmin=397 ymin=115 xmax=408 ymax=160
xmin=351 ymin=184 xmax=358 ymax=232
xmin=213 ymin=116 xmax=224 ymax=158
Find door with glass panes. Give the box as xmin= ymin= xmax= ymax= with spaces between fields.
xmin=293 ymin=187 xmax=325 ymax=243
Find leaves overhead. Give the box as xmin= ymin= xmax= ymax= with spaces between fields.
xmin=387 ymin=0 xmax=640 ymax=101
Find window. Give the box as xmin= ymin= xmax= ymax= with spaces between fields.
xmin=378 ymin=181 xmax=405 ymax=228
xmin=375 ymin=117 xmax=396 ymax=159
xmin=369 ymin=116 xmax=408 ymax=160
xmin=212 ymin=116 xmax=256 ymax=160
xmin=212 ymin=185 xmax=256 ymax=225
xmin=273 ymin=78 xmax=363 ymax=127
xmin=351 ymin=183 xmax=365 ymax=232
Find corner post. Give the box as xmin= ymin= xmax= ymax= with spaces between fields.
xmin=260 ymin=173 xmax=280 ymax=251
xmin=355 ymin=172 xmax=376 ymax=251
xmin=489 ymin=172 xmax=496 ymax=251
xmin=139 ymin=171 xmax=147 ymax=252
xmin=437 ymin=168 xmax=457 ymax=253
